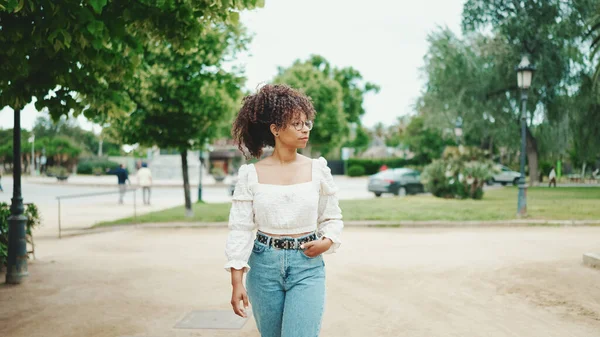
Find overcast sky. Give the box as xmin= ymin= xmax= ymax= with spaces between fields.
xmin=0 ymin=0 xmax=465 ymax=132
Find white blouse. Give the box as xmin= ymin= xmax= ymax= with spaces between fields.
xmin=224 ymin=157 xmax=344 ymax=272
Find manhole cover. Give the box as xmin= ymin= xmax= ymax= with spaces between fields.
xmin=174 ymin=310 xmax=252 ymax=330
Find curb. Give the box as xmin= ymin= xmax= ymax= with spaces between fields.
xmin=47 ymin=219 xmax=600 ymax=239
xmin=22 ymin=180 xmax=227 ymax=189
xmin=583 ymin=253 xmax=600 ymax=269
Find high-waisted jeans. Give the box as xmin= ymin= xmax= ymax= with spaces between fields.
xmin=246 ymin=232 xmax=326 ymax=337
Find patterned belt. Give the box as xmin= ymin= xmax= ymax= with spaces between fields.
xmin=256 ymin=232 xmax=317 ymax=250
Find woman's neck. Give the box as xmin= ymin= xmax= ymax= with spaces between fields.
xmin=271 ymin=145 xmax=297 ymax=165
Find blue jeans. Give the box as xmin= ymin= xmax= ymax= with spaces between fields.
xmin=246 ymin=233 xmax=326 ymax=337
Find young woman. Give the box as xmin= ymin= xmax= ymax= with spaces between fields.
xmin=224 ymin=84 xmax=344 ymax=337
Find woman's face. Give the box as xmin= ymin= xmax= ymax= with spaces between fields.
xmin=271 ymin=112 xmax=313 ymax=149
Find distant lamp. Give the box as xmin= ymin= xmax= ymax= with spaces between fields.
xmin=515 ymin=55 xmax=535 ymax=217
xmin=516 ymin=56 xmax=535 ymax=89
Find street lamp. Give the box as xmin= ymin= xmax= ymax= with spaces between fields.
xmin=6 ymin=109 xmax=28 ymax=284
xmin=516 ymin=55 xmax=535 ymax=217
xmin=198 ymin=143 xmax=210 ymax=202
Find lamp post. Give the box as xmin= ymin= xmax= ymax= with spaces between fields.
xmin=6 ymin=109 xmax=28 ymax=284
xmin=198 ymin=151 xmax=204 ymax=202
xmin=516 ymin=56 xmax=535 ymax=217
xmin=198 ymin=144 xmax=210 ymax=202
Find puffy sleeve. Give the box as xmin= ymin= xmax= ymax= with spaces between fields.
xmin=224 ymin=164 xmax=256 ymax=273
xmin=317 ymin=157 xmax=343 ymax=254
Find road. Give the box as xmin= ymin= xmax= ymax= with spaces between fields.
xmin=0 ymin=175 xmax=375 ymax=237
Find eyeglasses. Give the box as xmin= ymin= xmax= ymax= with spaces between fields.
xmin=290 ymin=120 xmax=314 ymax=131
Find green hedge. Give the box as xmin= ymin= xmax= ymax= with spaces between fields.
xmin=77 ymin=158 xmax=120 ymax=175
xmin=347 ymin=165 xmax=366 ymax=177
xmin=347 ymin=158 xmax=422 ymax=176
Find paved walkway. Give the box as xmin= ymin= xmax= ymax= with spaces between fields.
xmin=1 ymin=226 xmax=599 ymax=337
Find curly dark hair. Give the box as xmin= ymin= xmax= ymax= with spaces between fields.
xmin=232 ymin=84 xmax=316 ymax=159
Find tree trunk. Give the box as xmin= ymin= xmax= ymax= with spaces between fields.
xmin=525 ymin=126 xmax=539 ymax=187
xmin=180 ymin=150 xmax=193 ymax=217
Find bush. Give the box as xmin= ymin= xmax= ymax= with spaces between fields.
xmin=0 ymin=203 xmax=41 ymax=271
xmin=347 ymin=158 xmax=423 ymax=176
xmin=47 ymin=166 xmax=69 ymax=177
xmin=347 ymin=165 xmax=366 ymax=177
xmin=211 ymin=167 xmax=225 ymax=177
xmin=77 ymin=157 xmax=120 ymax=175
xmin=422 ymin=159 xmax=494 ymax=200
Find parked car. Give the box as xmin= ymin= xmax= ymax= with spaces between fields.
xmin=488 ymin=165 xmax=521 ymax=186
xmin=367 ymin=168 xmax=424 ymax=197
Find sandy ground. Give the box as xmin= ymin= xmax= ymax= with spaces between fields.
xmin=1 ymin=227 xmax=600 ymax=337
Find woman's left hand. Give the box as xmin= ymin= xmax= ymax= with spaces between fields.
xmin=300 ymin=238 xmax=333 ymax=258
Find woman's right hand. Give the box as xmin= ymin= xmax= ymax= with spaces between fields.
xmin=231 ymin=282 xmax=249 ymax=318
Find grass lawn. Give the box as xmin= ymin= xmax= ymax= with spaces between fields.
xmin=94 ymin=187 xmax=600 ymax=227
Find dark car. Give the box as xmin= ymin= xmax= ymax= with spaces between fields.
xmin=367 ymin=168 xmax=424 ymax=197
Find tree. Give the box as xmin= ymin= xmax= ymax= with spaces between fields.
xmin=1 ymin=0 xmax=262 ymax=283
xmin=31 ymin=116 xmax=121 ymax=156
xmin=460 ymin=0 xmax=597 ymax=184
xmin=274 ymin=61 xmax=345 ymax=157
xmin=37 ymin=136 xmax=83 ymax=169
xmin=1 ymin=0 xmax=263 ymax=118
xmin=566 ymin=74 xmax=600 ymax=173
xmin=112 ymin=22 xmax=247 ymax=215
xmin=274 ymin=55 xmax=379 ymax=157
xmin=402 ymin=116 xmax=450 ymax=164
xmin=349 ymin=125 xmax=371 ymax=154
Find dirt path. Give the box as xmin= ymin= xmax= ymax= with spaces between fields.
xmin=1 ymin=227 xmax=599 ymax=337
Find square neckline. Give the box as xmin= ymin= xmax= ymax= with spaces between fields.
xmin=250 ymin=158 xmax=315 ymax=187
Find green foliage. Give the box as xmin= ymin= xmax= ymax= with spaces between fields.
xmin=422 ymin=158 xmax=495 ymax=200
xmin=274 ymin=61 xmax=345 ymax=157
xmin=567 ymin=74 xmax=600 ymax=167
xmin=0 ymin=0 xmax=262 ymax=120
xmin=32 ymin=116 xmax=122 ymax=156
xmin=210 ymin=166 xmax=226 ymax=177
xmin=46 ymin=166 xmax=69 ymax=177
xmin=274 ymin=55 xmax=379 ymax=157
xmin=113 ymin=22 xmax=246 ymax=152
xmin=419 ymin=1 xmax=599 ymax=185
xmin=347 ymin=158 xmax=424 ymax=176
xmin=345 ymin=125 xmax=370 ymax=154
xmin=347 ymin=165 xmax=366 ymax=177
xmin=108 ymin=21 xmax=249 ymax=212
xmin=77 ymin=157 xmax=119 ymax=174
xmin=403 ymin=115 xmax=452 ymax=163
xmin=0 ymin=203 xmax=41 ymax=270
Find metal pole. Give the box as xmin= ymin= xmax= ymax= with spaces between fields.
xmin=517 ymin=89 xmax=528 ymax=217
xmin=30 ymin=135 xmax=34 ymax=176
xmin=198 ymin=152 xmax=203 ymax=202
xmin=133 ymin=188 xmax=137 ymax=223
xmin=58 ymin=199 xmax=62 ymax=239
xmin=6 ymin=108 xmax=29 ymax=284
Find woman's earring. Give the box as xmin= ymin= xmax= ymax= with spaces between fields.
xmin=275 ymin=133 xmax=279 ymax=137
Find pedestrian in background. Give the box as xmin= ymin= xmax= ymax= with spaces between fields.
xmin=549 ymin=166 xmax=557 ymax=188
xmin=137 ymin=162 xmax=152 ymax=205
xmin=106 ymin=164 xmax=130 ymax=204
